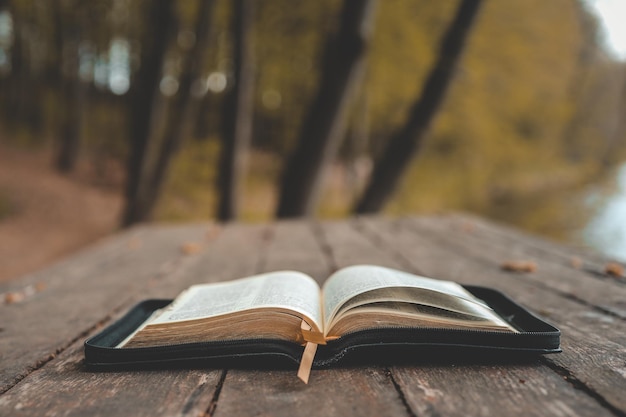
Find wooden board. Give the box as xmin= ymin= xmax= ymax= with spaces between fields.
xmin=0 ymin=223 xmax=266 ymax=416
xmin=357 ymin=216 xmax=626 ymax=414
xmin=317 ymin=219 xmax=621 ymax=417
xmin=214 ymin=220 xmax=411 ymax=417
xmin=0 ymin=224 xmax=208 ymax=393
xmin=0 ymin=216 xmax=624 ymax=417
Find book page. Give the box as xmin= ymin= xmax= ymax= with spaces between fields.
xmin=149 ymin=271 xmax=323 ymax=331
xmin=332 ymin=287 xmax=497 ymax=321
xmin=322 ymin=265 xmax=493 ymax=330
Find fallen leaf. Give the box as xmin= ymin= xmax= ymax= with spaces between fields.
xmin=570 ymin=257 xmax=582 ymax=269
xmin=5 ymin=292 xmax=24 ymax=304
xmin=501 ymin=260 xmax=537 ymax=273
xmin=181 ymin=242 xmax=203 ymax=255
xmin=605 ymin=262 xmax=624 ymax=278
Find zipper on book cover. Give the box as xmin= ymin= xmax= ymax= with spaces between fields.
xmin=312 ymin=325 xmax=561 ymax=367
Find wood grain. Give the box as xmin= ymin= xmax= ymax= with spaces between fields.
xmin=0 ymin=224 xmax=210 ymax=393
xmin=0 ymin=344 xmax=222 ymax=417
xmin=0 ymin=222 xmax=268 ymax=416
xmin=413 ymin=216 xmax=626 ymax=317
xmin=327 ymin=219 xmax=622 ymax=417
xmin=1 ymin=216 xmax=624 ymax=417
xmin=214 ymin=220 xmax=411 ymax=417
xmin=442 ymin=213 xmax=626 ymax=285
xmin=357 ymin=216 xmax=626 ymax=414
xmin=392 ymin=363 xmax=614 ymax=417
xmin=449 ymin=212 xmax=619 ymax=268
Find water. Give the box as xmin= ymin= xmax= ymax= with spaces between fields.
xmin=584 ymin=162 xmax=626 ymax=261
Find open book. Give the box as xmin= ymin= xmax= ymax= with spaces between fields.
xmin=86 ymin=265 xmax=560 ymax=382
xmin=85 ymin=265 xmax=561 ymax=382
xmin=119 ymin=265 xmax=516 ymax=349
xmin=108 ymin=265 xmax=540 ymax=382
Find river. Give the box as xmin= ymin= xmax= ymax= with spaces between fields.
xmin=584 ymin=162 xmax=626 ymax=261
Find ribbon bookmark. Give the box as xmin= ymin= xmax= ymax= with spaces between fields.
xmin=297 ymin=320 xmax=325 ymax=384
xmin=297 ymin=340 xmax=318 ymax=384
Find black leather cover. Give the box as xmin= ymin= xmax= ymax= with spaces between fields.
xmin=84 ymin=286 xmax=561 ymax=369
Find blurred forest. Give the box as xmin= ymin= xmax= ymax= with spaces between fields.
xmin=1 ymin=0 xmax=626 ymax=244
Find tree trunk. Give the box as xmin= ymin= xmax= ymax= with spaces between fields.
xmin=216 ymin=0 xmax=256 ymax=221
xmin=355 ymin=0 xmax=483 ymax=214
xmin=55 ymin=52 xmax=84 ymax=172
xmin=275 ymin=0 xmax=377 ymax=218
xmin=121 ymin=0 xmax=174 ymax=227
xmin=142 ymin=0 xmax=216 ymax=219
xmin=55 ymin=11 xmax=84 ymax=173
xmin=5 ymin=4 xmax=24 ymax=133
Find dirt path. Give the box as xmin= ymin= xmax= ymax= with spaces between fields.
xmin=0 ymin=145 xmax=123 ymax=283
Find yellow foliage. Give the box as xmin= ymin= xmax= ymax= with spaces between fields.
xmin=155 ymin=0 xmax=624 ymax=243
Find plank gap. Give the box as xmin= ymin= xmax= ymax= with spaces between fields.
xmin=385 ymin=368 xmax=418 ymax=417
xmin=253 ymin=225 xmax=274 ymax=275
xmin=357 ymin=217 xmax=626 ymax=412
xmin=311 ymin=221 xmax=338 ymax=273
xmin=552 ymin=290 xmax=626 ymax=321
xmin=446 ymin=214 xmax=626 ymax=286
xmin=403 ymin=219 xmax=626 ymax=322
xmin=540 ymin=357 xmax=626 ymax=417
xmin=1 ymin=223 xmax=217 ymax=395
xmin=203 ymin=223 xmax=276 ymax=416
xmin=580 ymin=266 xmax=626 ymax=286
xmin=352 ymin=218 xmax=417 ymax=273
xmin=203 ymin=369 xmax=228 ymax=417
xmin=0 ymin=297 xmax=131 ymax=395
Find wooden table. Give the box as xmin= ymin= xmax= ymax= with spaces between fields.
xmin=1 ymin=214 xmax=625 ymax=417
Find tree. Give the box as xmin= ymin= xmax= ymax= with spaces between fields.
xmin=121 ymin=0 xmax=174 ymax=226
xmin=216 ymin=0 xmax=256 ymax=221
xmin=55 ymin=1 xmax=84 ymax=173
xmin=275 ymin=0 xmax=377 ymax=218
xmin=355 ymin=0 xmax=483 ymax=214
xmin=142 ymin=0 xmax=216 ymax=220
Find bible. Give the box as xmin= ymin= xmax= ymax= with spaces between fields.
xmin=84 ymin=265 xmax=561 ymax=381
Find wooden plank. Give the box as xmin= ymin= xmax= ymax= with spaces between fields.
xmin=358 ymin=216 xmax=626 ymax=415
xmin=0 ymin=344 xmax=220 ymax=417
xmin=392 ymin=363 xmax=613 ymax=417
xmin=215 ymin=368 xmax=406 ymax=417
xmin=314 ymin=220 xmax=405 ymax=270
xmin=264 ymin=220 xmax=330 ymax=282
xmin=410 ymin=216 xmax=626 ymax=317
xmin=143 ymin=222 xmax=270 ymax=296
xmin=449 ymin=212 xmax=624 ymax=277
xmin=324 ymin=221 xmax=611 ymax=416
xmin=0 ymin=223 xmax=211 ymax=393
xmin=0 ymin=225 xmax=145 ymax=294
xmin=214 ymin=220 xmax=411 ymax=417
xmin=0 ymin=222 xmax=269 ymax=417
xmin=3 ymin=216 xmax=623 ymax=417
xmin=454 ymin=213 xmax=626 ymax=285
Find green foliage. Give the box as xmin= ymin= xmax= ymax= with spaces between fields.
xmin=366 ymin=0 xmax=456 ymax=135
xmin=359 ymin=0 xmax=624 ymax=240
